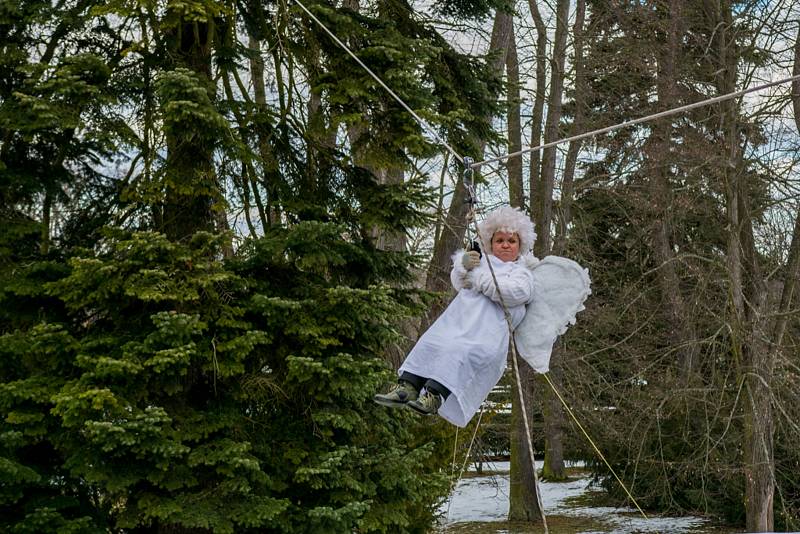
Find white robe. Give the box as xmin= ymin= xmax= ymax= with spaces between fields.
xmin=399 ymin=252 xmax=536 ymax=427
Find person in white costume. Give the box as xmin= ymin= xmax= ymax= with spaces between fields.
xmin=374 ymin=206 xmax=538 ymax=427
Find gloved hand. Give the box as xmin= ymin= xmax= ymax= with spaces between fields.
xmin=461 ymin=250 xmax=481 ymax=271
xmin=460 ymin=272 xmax=473 ymax=289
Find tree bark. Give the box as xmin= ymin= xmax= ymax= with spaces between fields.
xmin=506 ymin=24 xmax=523 ymax=210
xmin=503 ymin=16 xmax=543 ymax=522
xmin=40 ymin=187 xmax=52 ymax=255
xmin=554 ymin=0 xmax=586 ymax=257
xmin=647 ymin=0 xmax=699 ymax=382
xmin=532 ymin=0 xmax=570 ymax=484
xmin=774 ymin=23 xmax=800 ymax=348
xmin=729 ymin=18 xmax=800 ymax=534
xmin=706 ymin=1 xmax=774 ymax=529
xmin=539 ymin=356 xmax=566 ymax=481
xmin=508 ymin=362 xmax=540 ymax=521
xmin=161 ymin=15 xmax=216 ymax=242
xmin=527 ymin=0 xmax=547 ymax=202
xmin=534 ymin=0 xmax=569 ymax=258
xmin=423 ymin=11 xmax=512 ymax=300
xmin=249 ymin=35 xmax=281 ymax=226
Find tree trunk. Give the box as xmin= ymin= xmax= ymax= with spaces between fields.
xmin=503 ymin=16 xmax=543 ymax=522
xmin=539 ymin=354 xmax=566 ymax=481
xmin=506 ymin=24 xmax=523 ymax=210
xmin=136 ymin=9 xmax=160 ymax=229
xmin=534 ymin=0 xmax=569 ymax=257
xmin=40 ymin=187 xmax=51 ymax=254
xmin=249 ymin=35 xmax=281 ymax=226
xmin=162 ymin=15 xmax=216 ymax=242
xmin=423 ymin=11 xmax=512 ymax=299
xmin=741 ymin=194 xmax=774 ymax=534
xmin=542 ymin=0 xmax=588 ymax=485
xmin=554 ymin=0 xmax=586 ymax=257
xmin=647 ymin=0 xmax=699 ymax=382
xmin=343 ymin=0 xmax=406 ymax=254
xmin=527 ymin=0 xmax=547 ymax=201
xmin=533 ymin=0 xmax=570 ymax=484
xmin=508 ymin=361 xmax=540 ymax=521
xmin=774 ymin=23 xmax=800 ymax=348
xmin=707 ymin=1 xmax=774 ymax=529
xmin=432 ymin=154 xmax=450 ymax=248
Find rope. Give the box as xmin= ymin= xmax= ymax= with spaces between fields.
xmin=443 ymin=408 xmax=485 ymax=532
xmin=464 ymin=172 xmax=644 ymax=527
xmin=291 ymin=0 xmax=699 ymax=521
xmin=292 ymin=0 xmax=465 ymax=166
xmin=468 ymin=210 xmax=549 ymax=534
xmin=470 ymin=73 xmax=800 ymax=169
xmin=509 ymin=334 xmax=548 ymax=532
xmin=542 ymin=373 xmax=649 ymax=519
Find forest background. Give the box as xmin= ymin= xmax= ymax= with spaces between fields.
xmin=2 ymin=0 xmax=800 ymax=532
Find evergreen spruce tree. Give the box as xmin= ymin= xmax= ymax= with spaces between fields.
xmin=2 ymin=0 xmax=503 ymax=532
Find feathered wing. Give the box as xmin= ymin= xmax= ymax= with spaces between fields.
xmin=514 ymin=255 xmax=591 ymax=373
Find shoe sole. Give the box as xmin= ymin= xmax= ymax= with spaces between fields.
xmin=373 ymin=395 xmax=413 ymax=408
xmin=406 ymin=401 xmax=437 ymax=415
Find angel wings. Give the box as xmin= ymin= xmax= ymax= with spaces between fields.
xmin=514 ymin=256 xmax=592 ymax=374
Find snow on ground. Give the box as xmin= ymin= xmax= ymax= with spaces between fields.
xmin=439 ymin=460 xmax=710 ymax=533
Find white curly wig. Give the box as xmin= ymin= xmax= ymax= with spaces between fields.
xmin=477 ymin=206 xmax=536 ymax=254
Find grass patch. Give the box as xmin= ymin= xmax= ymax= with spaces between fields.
xmin=561 ymin=486 xmax=619 ymax=508
xmin=438 ymin=516 xmax=739 ymax=533
xmin=436 ymin=515 xmax=609 ymax=533
xmin=461 ymin=465 xmax=591 ymax=480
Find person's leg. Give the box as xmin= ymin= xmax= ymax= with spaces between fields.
xmin=399 ymin=372 xmax=426 ymax=392
xmin=423 ymin=379 xmax=450 ymax=400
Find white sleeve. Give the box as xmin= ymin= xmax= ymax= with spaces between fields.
xmin=472 ymin=263 xmax=535 ymax=307
xmin=450 ymin=251 xmax=469 ymax=291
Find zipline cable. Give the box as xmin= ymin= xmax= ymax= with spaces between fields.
xmin=294 ymin=0 xmax=749 ymax=521
xmin=292 ymin=0 xmax=466 ymax=165
xmin=471 ymin=73 xmax=800 ymax=169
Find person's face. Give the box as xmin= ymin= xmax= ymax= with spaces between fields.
xmin=491 ymin=231 xmax=520 ymax=262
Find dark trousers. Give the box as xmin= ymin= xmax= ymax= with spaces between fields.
xmin=400 ymin=371 xmax=451 ymax=399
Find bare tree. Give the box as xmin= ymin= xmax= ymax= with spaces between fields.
xmin=533 ymin=0 xmax=571 ymax=484
xmin=704 ymin=0 xmax=775 ymax=528
xmin=423 ymin=11 xmax=513 ymax=300
xmin=774 ymin=23 xmax=800 ymax=352
xmin=507 ymin=24 xmax=524 ymax=210
xmin=527 ymin=0 xmax=547 ymax=202
xmin=501 ymin=15 xmax=545 ymax=522
xmin=646 ymin=0 xmax=700 ymax=382
xmin=554 ymin=0 xmax=586 ymax=257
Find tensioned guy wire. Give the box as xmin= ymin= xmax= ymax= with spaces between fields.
xmin=294 ymin=0 xmax=800 ymax=178
xmin=292 ymin=0 xmax=466 ymax=166
xmin=471 ymin=73 xmax=800 ymax=169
